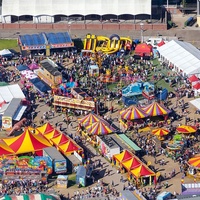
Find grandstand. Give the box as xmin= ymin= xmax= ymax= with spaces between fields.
xmin=18 ymin=32 xmax=74 ymax=52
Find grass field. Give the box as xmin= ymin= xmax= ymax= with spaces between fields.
xmin=0 ymin=39 xmax=20 ymax=52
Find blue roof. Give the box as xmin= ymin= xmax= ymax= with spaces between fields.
xmin=19 ymin=33 xmax=45 ymax=46
xmin=45 ymin=32 xmax=72 ymax=44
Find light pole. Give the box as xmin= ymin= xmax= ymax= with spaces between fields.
xmin=68 ymin=22 xmax=71 ymax=36
xmin=140 ymin=23 xmax=144 ymax=43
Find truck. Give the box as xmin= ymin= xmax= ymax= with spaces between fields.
xmin=43 ymin=147 xmax=67 ymax=174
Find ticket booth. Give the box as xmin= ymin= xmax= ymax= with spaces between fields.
xmin=89 ymin=65 xmax=99 ymax=77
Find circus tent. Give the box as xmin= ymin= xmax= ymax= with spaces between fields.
xmin=188 ymin=156 xmax=200 ymax=168
xmin=36 ymin=122 xmax=54 ymax=134
xmin=113 ymin=150 xmax=133 ymax=164
xmin=51 ymin=134 xmax=69 ymax=146
xmin=122 ymin=157 xmax=141 ymax=171
xmin=152 ymin=128 xmax=169 ymax=137
xmin=3 ymin=129 xmax=52 ymax=155
xmin=58 ymin=140 xmax=81 ymax=155
xmin=130 ymin=164 xmax=155 ymax=178
xmin=0 ymin=140 xmax=15 ymax=156
xmin=141 ymin=101 xmax=171 ymax=116
xmin=120 ymin=105 xmax=148 ymax=120
xmin=79 ymin=113 xmax=100 ymax=127
xmin=188 ymin=74 xmax=199 ymax=83
xmin=176 ymin=125 xmax=197 ymax=134
xmin=43 ymin=129 xmax=61 ymax=141
xmin=85 ymin=121 xmax=113 ymax=135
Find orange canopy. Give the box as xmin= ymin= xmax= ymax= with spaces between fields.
xmin=3 ymin=129 xmax=52 ymax=154
xmin=0 ymin=140 xmax=15 ymax=156
xmin=188 ymin=155 xmax=200 ymax=168
xmin=122 ymin=157 xmax=141 ymax=171
xmin=36 ymin=122 xmax=54 ymax=134
xmin=27 ymin=126 xmax=41 ymax=135
xmin=113 ymin=150 xmax=133 ymax=164
xmin=51 ymin=133 xmax=69 ymax=146
xmin=130 ymin=164 xmax=155 ymax=178
xmin=78 ymin=113 xmax=100 ymax=127
xmin=43 ymin=129 xmax=61 ymax=141
xmin=58 ymin=140 xmax=80 ymax=154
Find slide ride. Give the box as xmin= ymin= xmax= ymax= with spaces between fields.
xmin=96 ymin=36 xmax=110 ymax=52
xmin=120 ymin=37 xmax=132 ymax=51
xmin=83 ymin=34 xmax=97 ymax=52
xmin=104 ymin=34 xmax=121 ymax=54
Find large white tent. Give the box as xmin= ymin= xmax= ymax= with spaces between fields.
xmin=158 ymin=40 xmax=200 ymax=77
xmin=0 ymin=84 xmax=25 ymax=102
xmin=2 ymin=0 xmax=151 ymax=23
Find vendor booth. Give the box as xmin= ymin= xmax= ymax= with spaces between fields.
xmin=89 ymin=65 xmax=99 ymax=77
xmin=76 ymin=166 xmax=87 ymax=187
xmin=2 ymin=98 xmax=26 ymax=131
xmin=53 ymin=95 xmax=95 ymax=111
xmin=30 ymin=77 xmax=51 ymax=94
xmin=57 ymin=175 xmax=68 ymax=189
xmin=134 ymin=43 xmax=153 ymax=59
xmin=43 ymin=147 xmax=67 ymax=174
xmin=97 ymin=135 xmax=120 ymax=160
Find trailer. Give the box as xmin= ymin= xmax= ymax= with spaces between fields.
xmin=43 ymin=147 xmax=67 ymax=174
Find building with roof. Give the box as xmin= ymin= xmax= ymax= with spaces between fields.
xmin=158 ymin=40 xmax=200 ymax=78
xmin=0 ymin=84 xmax=26 ymax=130
xmin=36 ymin=58 xmax=62 ymax=88
xmin=1 ymin=0 xmax=151 ymax=23
xmin=18 ymin=32 xmax=74 ymax=54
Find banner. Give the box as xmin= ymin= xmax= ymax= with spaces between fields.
xmin=54 ymin=95 xmax=95 ymax=111
xmin=2 ymin=116 xmax=12 ymax=131
xmin=54 ymin=160 xmax=67 ymax=173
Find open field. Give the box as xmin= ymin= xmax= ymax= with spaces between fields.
xmin=0 ymin=39 xmax=19 ymax=52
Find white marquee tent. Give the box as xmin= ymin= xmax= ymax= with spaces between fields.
xmin=0 ymin=84 xmax=25 ymax=102
xmin=158 ymin=40 xmax=200 ymax=77
xmin=2 ymin=0 xmax=151 ymax=21
xmin=0 ymin=49 xmax=12 ymax=56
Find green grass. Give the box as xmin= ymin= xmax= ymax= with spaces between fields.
xmin=0 ymin=39 xmax=20 ymax=52
xmin=68 ymin=174 xmax=76 ymax=187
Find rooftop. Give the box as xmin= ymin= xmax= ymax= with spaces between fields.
xmin=40 ymin=59 xmax=61 ymax=76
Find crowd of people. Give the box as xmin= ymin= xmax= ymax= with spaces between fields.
xmin=1 ymin=42 xmax=200 ymax=199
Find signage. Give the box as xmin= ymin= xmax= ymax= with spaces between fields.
xmin=54 ymin=160 xmax=67 ymax=173
xmin=2 ymin=116 xmax=12 ymax=131
xmin=51 ymin=42 xmax=74 ymax=48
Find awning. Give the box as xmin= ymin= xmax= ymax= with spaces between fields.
xmin=13 ymin=105 xmax=27 ymax=121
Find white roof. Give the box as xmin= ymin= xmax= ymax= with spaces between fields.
xmin=0 ymin=49 xmax=12 ymax=56
xmin=158 ymin=40 xmax=200 ymax=76
xmin=0 ymin=84 xmax=25 ymax=102
xmin=2 ymin=0 xmax=151 ymax=16
xmin=190 ymin=98 xmax=200 ymax=110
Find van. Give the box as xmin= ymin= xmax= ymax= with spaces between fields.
xmin=146 ymin=37 xmax=165 ymax=47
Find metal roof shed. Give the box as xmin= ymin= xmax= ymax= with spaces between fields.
xmin=43 ymin=147 xmax=66 ymax=162
xmin=3 ymin=98 xmax=21 ymax=118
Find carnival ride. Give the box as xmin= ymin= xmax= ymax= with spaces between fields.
xmin=0 ymin=155 xmax=53 ymax=174
xmin=122 ymin=81 xmax=155 ymax=98
xmin=120 ymin=37 xmax=132 ymax=51
xmin=83 ymin=34 xmax=97 ymax=52
xmin=96 ymin=35 xmax=110 ymax=52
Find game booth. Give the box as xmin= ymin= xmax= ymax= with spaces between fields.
xmin=53 ymin=95 xmax=95 ymax=111
xmin=89 ymin=65 xmax=99 ymax=77
xmin=57 ymin=175 xmax=68 ymax=189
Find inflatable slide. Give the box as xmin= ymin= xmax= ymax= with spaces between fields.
xmin=96 ymin=35 xmax=110 ymax=52
xmin=83 ymin=34 xmax=97 ymax=52
xmin=96 ymin=34 xmax=120 ymax=54
xmin=120 ymin=37 xmax=132 ymax=51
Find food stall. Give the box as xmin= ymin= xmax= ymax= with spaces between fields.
xmin=57 ymin=175 xmax=68 ymax=189
xmin=43 ymin=147 xmax=67 ymax=174
xmin=89 ymin=65 xmax=99 ymax=77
